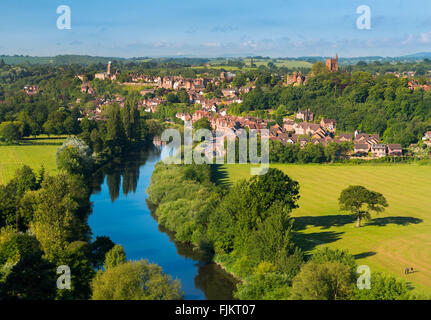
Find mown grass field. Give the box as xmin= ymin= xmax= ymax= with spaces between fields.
xmin=218 ymin=163 xmax=431 ymax=295
xmin=0 ymin=136 xmax=64 ymax=185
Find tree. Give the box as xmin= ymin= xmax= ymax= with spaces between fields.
xmin=106 ymin=103 xmax=126 ymax=153
xmin=57 ymin=146 xmax=86 ymax=176
xmin=91 ymin=260 xmax=183 ymax=300
xmin=0 ymin=231 xmax=56 ymax=300
xmin=311 ymin=62 xmax=329 ymax=75
xmin=63 ymin=116 xmax=80 ymax=135
xmin=90 ymin=236 xmax=115 ymax=269
xmin=235 ymin=271 xmax=291 ymax=300
xmin=30 ymin=174 xmax=89 ymax=259
xmin=311 ymin=247 xmax=356 ymax=275
xmin=0 ymin=122 xmax=21 ymax=143
xmin=56 ymin=137 xmax=93 ymax=176
xmin=55 ymin=241 xmax=95 ymax=300
xmin=290 ymin=261 xmax=355 ymax=300
xmin=11 ymin=165 xmax=38 ymax=197
xmin=208 ymin=169 xmax=300 ymax=254
xmin=245 ymin=202 xmax=296 ymax=267
xmin=194 ymin=117 xmax=211 ymax=131
xmin=104 ymin=244 xmax=126 ymax=269
xmin=177 ymin=88 xmax=190 ymax=104
xmin=354 ymin=272 xmax=410 ymax=300
xmin=339 ymin=186 xmax=388 ymax=227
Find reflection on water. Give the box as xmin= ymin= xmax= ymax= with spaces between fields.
xmin=88 ymin=144 xmax=238 ymax=300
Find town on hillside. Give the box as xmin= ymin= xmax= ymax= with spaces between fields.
xmin=69 ymin=57 xmax=425 ymax=160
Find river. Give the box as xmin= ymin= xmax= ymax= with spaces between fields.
xmin=88 ymin=144 xmax=238 ymax=300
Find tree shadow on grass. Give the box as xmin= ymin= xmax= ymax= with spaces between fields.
xmin=293 ymin=215 xmax=356 ymax=232
xmin=354 ymin=251 xmax=376 ymax=259
xmin=365 ymin=217 xmax=423 ymax=227
xmin=293 ymin=231 xmax=344 ymax=254
xmin=211 ymin=164 xmax=232 ymax=188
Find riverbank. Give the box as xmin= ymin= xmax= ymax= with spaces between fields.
xmin=88 ymin=146 xmax=238 ymax=299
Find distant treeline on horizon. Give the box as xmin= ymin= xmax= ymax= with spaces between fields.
xmin=1 ymin=53 xmax=431 ymax=66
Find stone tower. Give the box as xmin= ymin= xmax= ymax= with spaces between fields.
xmin=107 ymin=61 xmax=112 ymax=76
xmin=326 ymin=54 xmax=338 ymax=72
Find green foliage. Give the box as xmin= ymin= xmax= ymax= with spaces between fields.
xmin=104 ymin=245 xmax=126 ymax=269
xmin=91 ymin=260 xmax=183 ymax=300
xmin=290 ymin=261 xmax=355 ymax=300
xmin=0 ymin=165 xmax=39 ymax=229
xmin=311 ymin=247 xmax=357 ymax=277
xmin=245 ymin=202 xmax=295 ymax=267
xmin=55 ymin=241 xmax=95 ymax=300
xmin=354 ymin=272 xmax=410 ymax=300
xmin=339 ymin=185 xmax=389 ymax=227
xmin=56 ymin=137 xmax=93 ymax=176
xmin=147 ymin=163 xmax=219 ymax=243
xmin=0 ymin=230 xmax=56 ymax=300
xmin=89 ymin=236 xmax=115 ymax=269
xmin=0 ymin=121 xmax=23 ymax=143
xmin=235 ymin=272 xmax=291 ymax=300
xmin=194 ymin=117 xmax=212 ymax=131
xmin=29 ymin=173 xmax=90 ymax=259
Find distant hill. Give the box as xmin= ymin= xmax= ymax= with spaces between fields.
xmin=1 ymin=52 xmax=431 ymax=66
xmin=0 ymin=55 xmax=126 ymax=66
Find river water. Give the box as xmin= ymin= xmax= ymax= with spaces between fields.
xmin=88 ymin=145 xmax=238 ymax=300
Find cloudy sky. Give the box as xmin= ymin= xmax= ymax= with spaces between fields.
xmin=1 ymin=0 xmax=431 ymax=58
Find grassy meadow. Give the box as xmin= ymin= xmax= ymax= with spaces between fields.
xmin=0 ymin=136 xmax=64 ymax=185
xmin=242 ymin=58 xmax=312 ymax=69
xmin=217 ymin=163 xmax=431 ymax=295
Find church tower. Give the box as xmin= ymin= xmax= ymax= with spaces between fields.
xmin=107 ymin=61 xmax=112 ymax=76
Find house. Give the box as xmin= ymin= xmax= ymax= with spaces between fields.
xmin=294 ymin=122 xmax=321 ymax=135
xmin=371 ymin=144 xmax=387 ymax=158
xmin=387 ymin=144 xmax=403 ymax=156
xmin=269 ymin=124 xmax=284 ymax=138
xmin=354 ymin=133 xmax=379 ymax=146
xmin=423 ymin=131 xmax=431 ymax=141
xmin=23 ymin=85 xmax=39 ymax=95
xmin=312 ymin=127 xmax=327 ymax=139
xmin=354 ymin=143 xmax=370 ymax=156
xmin=192 ymin=110 xmax=213 ymax=122
xmin=338 ymin=133 xmax=353 ymax=142
xmin=142 ymin=98 xmax=166 ymax=113
xmin=222 ymin=88 xmax=238 ymax=98
xmin=286 ymin=72 xmax=306 ymax=86
xmin=283 ymin=119 xmax=295 ymax=132
xmin=80 ymin=83 xmax=95 ymax=95
xmin=320 ymin=119 xmax=336 ymax=133
xmin=298 ymin=137 xmax=310 ymax=148
xmin=295 ymin=109 xmax=314 ymax=122
xmin=176 ymin=113 xmax=191 ymax=122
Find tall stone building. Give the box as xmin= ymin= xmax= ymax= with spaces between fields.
xmin=107 ymin=61 xmax=112 ymax=76
xmin=326 ymin=54 xmax=338 ymax=72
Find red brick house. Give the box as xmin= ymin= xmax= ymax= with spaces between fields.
xmin=387 ymin=144 xmax=403 ymax=156
xmin=354 ymin=143 xmax=370 ymax=156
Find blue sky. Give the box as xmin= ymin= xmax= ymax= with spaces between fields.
xmin=1 ymin=0 xmax=431 ymax=57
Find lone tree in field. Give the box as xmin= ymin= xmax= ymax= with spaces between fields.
xmin=339 ymin=186 xmax=388 ymax=227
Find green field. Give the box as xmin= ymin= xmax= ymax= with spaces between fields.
xmin=218 ymin=163 xmax=431 ymax=295
xmin=242 ymin=58 xmax=312 ymax=69
xmin=193 ymin=59 xmax=312 ymax=71
xmin=0 ymin=136 xmax=64 ymax=185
